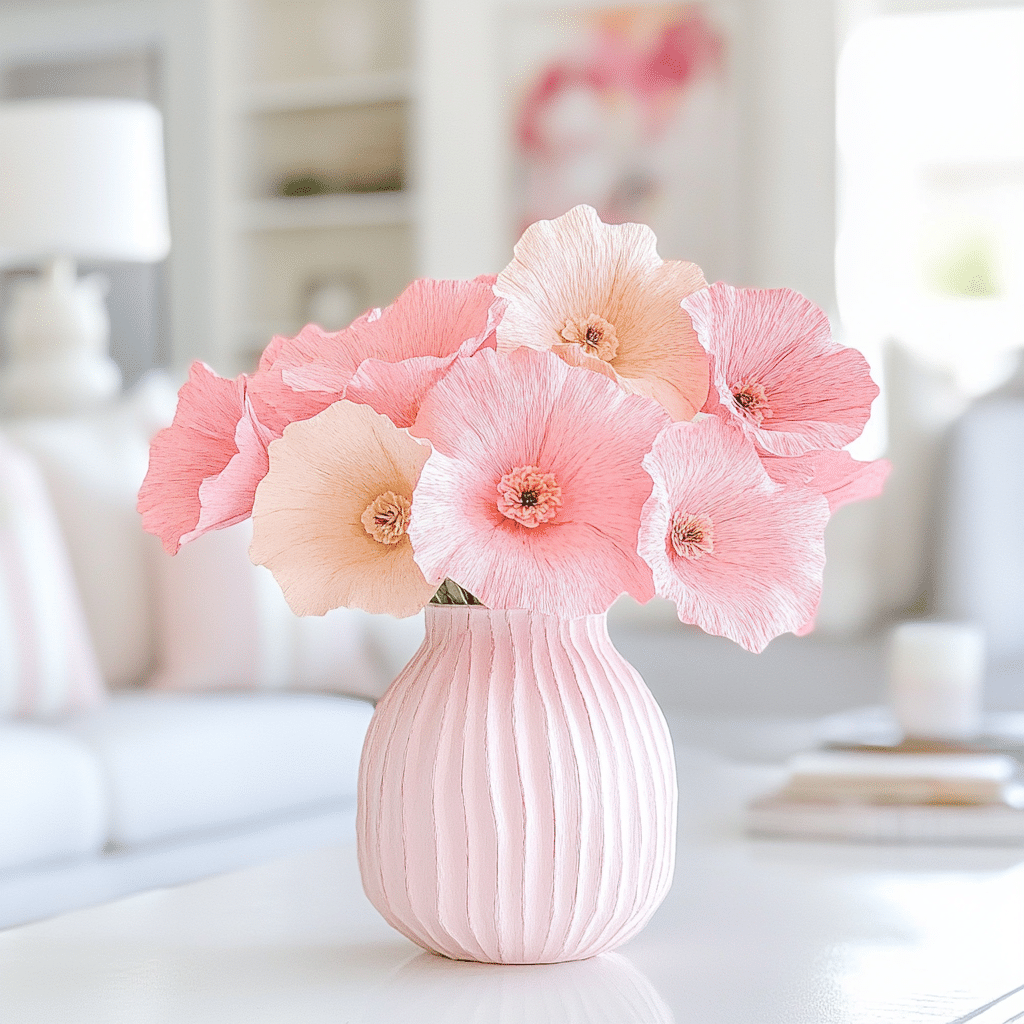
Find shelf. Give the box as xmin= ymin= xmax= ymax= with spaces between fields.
xmin=239 ymin=191 xmax=413 ymax=231
xmin=244 ymin=70 xmax=412 ymax=112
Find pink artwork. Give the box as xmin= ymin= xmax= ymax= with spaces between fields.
xmin=508 ymin=3 xmax=740 ymax=277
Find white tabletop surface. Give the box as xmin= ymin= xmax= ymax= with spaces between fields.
xmin=2 ymin=740 xmax=1024 ymax=1023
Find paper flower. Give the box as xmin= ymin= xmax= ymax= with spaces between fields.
xmin=274 ymin=275 xmax=501 ymax=427
xmin=759 ymin=450 xmax=892 ymax=512
xmin=638 ymin=417 xmax=830 ymax=652
xmin=138 ymin=359 xmax=338 ymax=555
xmin=138 ymin=363 xmax=247 ymax=555
xmin=685 ymin=283 xmax=879 ymax=456
xmin=249 ymin=400 xmax=436 ymax=618
xmin=494 ymin=205 xmax=709 ymax=420
xmin=408 ymin=348 xmax=670 ymax=616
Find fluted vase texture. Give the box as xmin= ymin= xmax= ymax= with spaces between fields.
xmin=356 ymin=605 xmax=677 ymax=964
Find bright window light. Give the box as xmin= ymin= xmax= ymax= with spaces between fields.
xmin=836 ymin=8 xmax=1024 ymax=451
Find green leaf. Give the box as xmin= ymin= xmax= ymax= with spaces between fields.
xmin=429 ymin=579 xmax=484 ymax=606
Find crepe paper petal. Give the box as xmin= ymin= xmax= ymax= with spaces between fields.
xmin=552 ymin=341 xmax=619 ymax=381
xmin=409 ymin=347 xmax=670 ymax=617
xmin=344 ymin=328 xmax=498 ymax=428
xmin=138 ymin=359 xmax=338 ymax=555
xmin=258 ymin=332 xmax=289 ymax=372
xmin=139 ymin=363 xmax=247 ymax=555
xmin=189 ymin=399 xmax=270 ymax=542
xmin=759 ymin=450 xmax=892 ymax=512
xmin=638 ymin=417 xmax=830 ymax=653
xmin=684 ymin=282 xmax=880 ymax=457
xmin=249 ymin=400 xmax=437 ymax=618
xmin=494 ymin=205 xmax=709 ymax=420
xmin=275 ymin=276 xmax=501 ymax=425
xmin=245 ymin=363 xmax=340 ymax=438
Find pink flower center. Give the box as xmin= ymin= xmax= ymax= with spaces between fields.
xmin=497 ymin=465 xmax=562 ymax=527
xmin=731 ymin=381 xmax=772 ymax=425
xmin=361 ymin=490 xmax=412 ymax=545
xmin=560 ymin=314 xmax=619 ymax=362
xmin=670 ymin=512 xmax=714 ymax=559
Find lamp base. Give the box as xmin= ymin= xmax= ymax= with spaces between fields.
xmin=0 ymin=257 xmax=122 ymax=416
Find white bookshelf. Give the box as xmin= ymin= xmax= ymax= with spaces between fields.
xmin=239 ymin=192 xmax=413 ymax=232
xmin=243 ymin=69 xmax=412 ymax=113
xmin=211 ymin=0 xmax=416 ymax=374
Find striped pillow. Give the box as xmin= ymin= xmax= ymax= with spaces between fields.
xmin=0 ymin=435 xmax=105 ymax=717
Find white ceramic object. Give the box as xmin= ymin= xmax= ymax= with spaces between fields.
xmin=889 ymin=621 xmax=986 ymax=739
xmin=357 ymin=605 xmax=677 ymax=964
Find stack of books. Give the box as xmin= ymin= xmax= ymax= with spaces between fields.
xmin=747 ymin=741 xmax=1024 ymax=843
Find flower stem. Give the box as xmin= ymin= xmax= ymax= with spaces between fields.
xmin=430 ymin=579 xmax=484 ymax=606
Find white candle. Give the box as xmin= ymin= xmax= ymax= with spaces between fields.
xmin=889 ymin=622 xmax=985 ymax=739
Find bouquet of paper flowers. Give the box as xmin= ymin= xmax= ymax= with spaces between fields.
xmin=139 ymin=205 xmax=887 ymax=653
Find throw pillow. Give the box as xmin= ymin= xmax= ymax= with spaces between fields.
xmin=149 ymin=518 xmax=390 ymax=701
xmin=0 ymin=434 xmax=105 ymax=716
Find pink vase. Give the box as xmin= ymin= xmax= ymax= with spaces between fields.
xmin=356 ymin=606 xmax=677 ymax=964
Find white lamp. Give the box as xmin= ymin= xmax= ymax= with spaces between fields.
xmin=0 ymin=99 xmax=170 ymax=415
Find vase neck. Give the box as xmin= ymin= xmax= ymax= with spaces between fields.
xmin=423 ymin=605 xmax=611 ymax=648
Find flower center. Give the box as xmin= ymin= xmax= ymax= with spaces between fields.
xmin=497 ymin=465 xmax=562 ymax=527
xmin=361 ymin=490 xmax=411 ymax=545
xmin=670 ymin=512 xmax=714 ymax=559
xmin=731 ymin=381 xmax=772 ymax=425
xmin=560 ymin=313 xmax=619 ymax=362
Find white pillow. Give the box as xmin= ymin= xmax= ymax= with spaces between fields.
xmin=0 ymin=434 xmax=105 ymax=717
xmin=5 ymin=374 xmax=176 ymax=689
xmin=935 ymin=398 xmax=1024 ymax=660
xmin=149 ymin=519 xmax=389 ymax=701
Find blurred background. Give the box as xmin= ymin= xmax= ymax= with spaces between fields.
xmin=4 ymin=0 xmax=1024 ymax=934
xmin=0 ymin=0 xmax=1022 ymax=710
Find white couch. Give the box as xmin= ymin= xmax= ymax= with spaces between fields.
xmin=0 ymin=380 xmax=421 ymax=930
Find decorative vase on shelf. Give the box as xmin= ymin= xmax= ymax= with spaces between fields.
xmin=356 ymin=604 xmax=677 ymax=965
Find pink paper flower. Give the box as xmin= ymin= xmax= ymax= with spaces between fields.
xmin=249 ymin=400 xmax=437 ymax=618
xmin=759 ymin=450 xmax=892 ymax=512
xmin=685 ymin=283 xmax=879 ymax=456
xmin=138 ymin=363 xmax=246 ymax=555
xmin=275 ymin=275 xmax=501 ymax=427
xmin=638 ymin=417 xmax=830 ymax=652
xmin=494 ymin=205 xmax=709 ymax=420
xmin=138 ymin=359 xmax=338 ymax=556
xmin=408 ymin=347 xmax=671 ymax=616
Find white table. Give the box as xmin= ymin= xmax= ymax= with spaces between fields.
xmin=2 ymin=736 xmax=1024 ymax=1023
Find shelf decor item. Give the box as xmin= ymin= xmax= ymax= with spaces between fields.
xmin=138 ymin=205 xmax=889 ymax=964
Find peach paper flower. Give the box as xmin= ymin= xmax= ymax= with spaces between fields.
xmin=685 ymin=283 xmax=879 ymax=456
xmin=638 ymin=417 xmax=830 ymax=652
xmin=249 ymin=400 xmax=436 ymax=618
xmin=408 ymin=347 xmax=671 ymax=616
xmin=494 ymin=205 xmax=709 ymax=420
xmin=274 ymin=275 xmax=502 ymax=428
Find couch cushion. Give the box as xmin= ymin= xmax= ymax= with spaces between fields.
xmin=67 ymin=692 xmax=373 ymax=848
xmin=0 ymin=724 xmax=108 ymax=871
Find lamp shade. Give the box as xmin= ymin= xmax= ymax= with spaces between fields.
xmin=0 ymin=99 xmax=170 ymax=265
